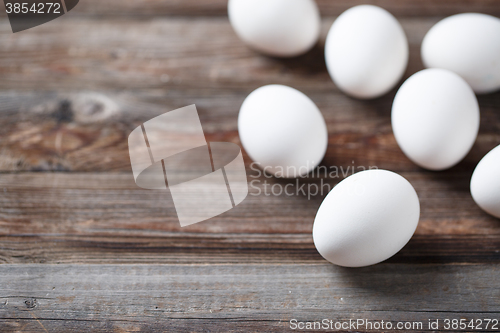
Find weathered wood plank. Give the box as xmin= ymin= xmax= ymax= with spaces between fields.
xmin=0 ymin=264 xmax=499 ymax=332
xmin=0 ymin=235 xmax=499 ymax=264
xmin=0 ymin=172 xmax=499 ymax=264
xmin=0 ymin=17 xmax=498 ymax=173
xmin=0 ymin=172 xmax=498 ymax=235
xmin=0 ymin=89 xmax=498 ymax=173
xmin=0 ymin=18 xmax=450 ymax=91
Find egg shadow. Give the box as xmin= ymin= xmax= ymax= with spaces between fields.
xmin=325 ymin=263 xmax=448 ymax=305
xmin=266 ymin=42 xmax=328 ymax=75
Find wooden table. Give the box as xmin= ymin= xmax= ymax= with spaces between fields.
xmin=1 ymin=1 xmax=499 ymax=332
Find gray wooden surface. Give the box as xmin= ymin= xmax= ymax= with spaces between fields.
xmin=0 ymin=0 xmax=499 ymax=332
xmin=1 ymin=264 xmax=500 ymax=332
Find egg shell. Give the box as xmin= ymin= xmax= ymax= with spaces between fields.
xmin=392 ymin=68 xmax=480 ymax=171
xmin=313 ymin=169 xmax=420 ymax=267
xmin=422 ymin=13 xmax=500 ymax=94
xmin=228 ymin=0 xmax=320 ymax=57
xmin=238 ymin=85 xmax=328 ymax=178
xmin=471 ymin=145 xmax=500 ymax=218
xmin=324 ymin=5 xmax=409 ymax=99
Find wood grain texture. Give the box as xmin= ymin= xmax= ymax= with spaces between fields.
xmin=4 ymin=17 xmax=500 ymax=94
xmin=0 ymin=0 xmax=500 ymax=331
xmin=0 ymin=17 xmax=499 ymax=173
xmin=0 ymin=172 xmax=499 ymax=265
xmin=0 ymin=88 xmax=498 ymax=173
xmin=1 ymin=264 xmax=499 ymax=332
xmin=2 ymin=18 xmax=427 ymax=91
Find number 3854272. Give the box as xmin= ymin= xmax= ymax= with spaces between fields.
xmin=5 ymin=2 xmax=62 ymax=14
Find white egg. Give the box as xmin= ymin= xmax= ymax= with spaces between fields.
xmin=392 ymin=69 xmax=480 ymax=171
xmin=324 ymin=5 xmax=409 ymax=99
xmin=228 ymin=0 xmax=320 ymax=57
xmin=471 ymin=145 xmax=500 ymax=219
xmin=422 ymin=13 xmax=500 ymax=94
xmin=313 ymin=169 xmax=420 ymax=267
xmin=238 ymin=85 xmax=328 ymax=178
